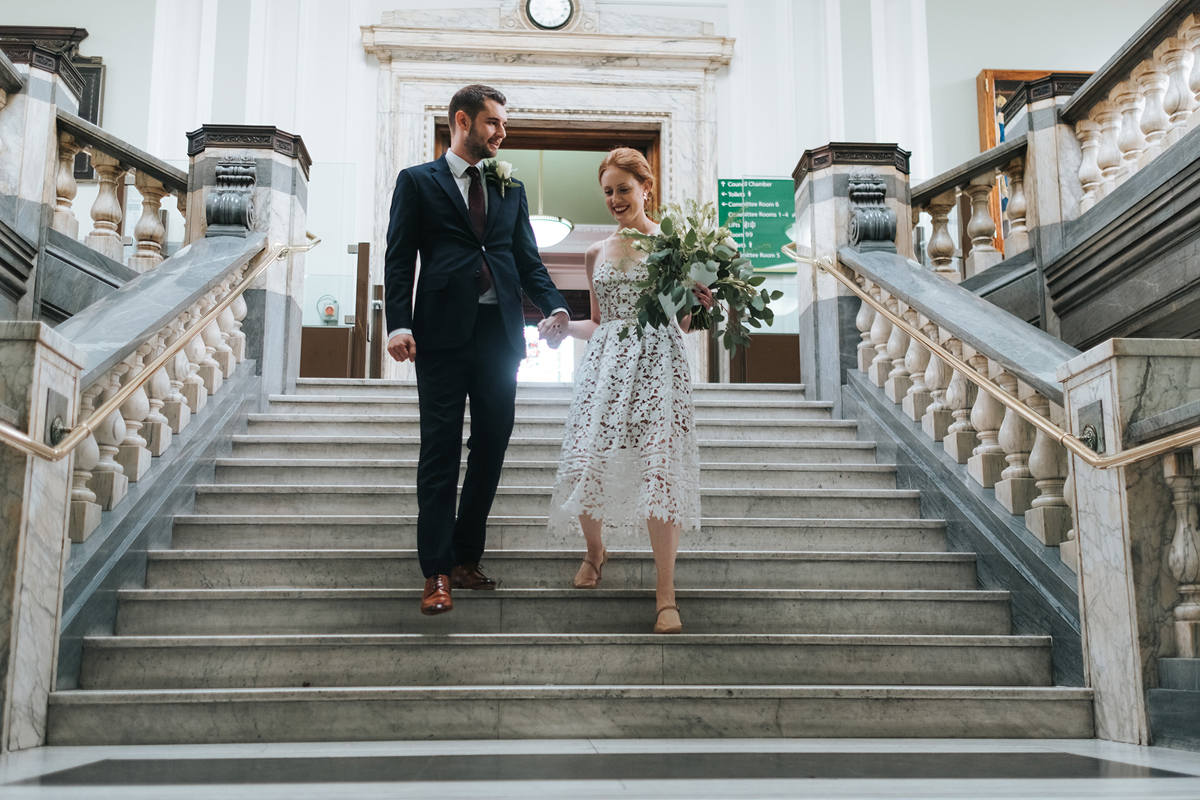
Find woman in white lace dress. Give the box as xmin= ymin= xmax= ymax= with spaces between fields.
xmin=539 ymin=148 xmax=711 ymax=635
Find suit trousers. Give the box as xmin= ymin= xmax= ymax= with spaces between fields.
xmin=413 ymin=305 xmax=522 ymax=577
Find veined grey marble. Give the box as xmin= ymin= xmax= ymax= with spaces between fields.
xmin=54 ymin=234 xmax=266 ymax=388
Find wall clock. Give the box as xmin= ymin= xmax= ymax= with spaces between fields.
xmin=527 ymin=0 xmax=574 ymax=30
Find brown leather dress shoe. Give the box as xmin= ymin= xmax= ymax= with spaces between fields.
xmin=421 ymin=574 xmax=453 ymax=616
xmin=450 ymin=562 xmax=497 ymax=590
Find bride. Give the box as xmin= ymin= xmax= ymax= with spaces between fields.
xmin=538 ymin=147 xmax=712 ymax=635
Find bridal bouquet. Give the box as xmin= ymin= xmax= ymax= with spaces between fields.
xmin=618 ymin=200 xmax=783 ymax=352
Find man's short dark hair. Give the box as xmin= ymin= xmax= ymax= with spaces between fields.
xmin=449 ymin=84 xmax=507 ymax=130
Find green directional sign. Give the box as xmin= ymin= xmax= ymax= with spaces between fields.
xmin=718 ymin=178 xmax=795 ymax=272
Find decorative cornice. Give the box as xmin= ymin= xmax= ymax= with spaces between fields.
xmin=0 ymin=26 xmax=88 ymax=56
xmin=1002 ymin=72 xmax=1092 ymax=126
xmin=186 ymin=125 xmax=312 ymax=179
xmin=793 ymin=143 xmax=911 ymax=189
xmin=361 ymin=25 xmax=733 ymax=71
xmin=0 ymin=43 xmax=84 ymax=98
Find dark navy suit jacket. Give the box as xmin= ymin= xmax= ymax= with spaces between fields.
xmin=384 ymin=154 xmax=568 ymax=356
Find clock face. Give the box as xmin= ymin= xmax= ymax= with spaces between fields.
xmin=527 ymin=0 xmax=573 ymax=30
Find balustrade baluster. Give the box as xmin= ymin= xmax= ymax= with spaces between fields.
xmin=182 ymin=306 xmax=209 ymax=414
xmin=1076 ymin=120 xmax=1103 ymax=213
xmin=162 ymin=317 xmax=192 ymax=432
xmin=1157 ymin=37 xmax=1195 ymax=146
xmin=1095 ymin=100 xmax=1122 ymax=198
xmin=230 ymin=272 xmax=249 ymax=362
xmin=942 ymin=338 xmax=978 ymax=464
xmin=1024 ymin=393 xmax=1072 ymax=546
xmin=197 ymin=292 xmax=224 ymax=395
xmin=53 ymin=132 xmax=82 ymax=239
xmin=1003 ymin=158 xmax=1029 ymax=255
xmin=1114 ymin=80 xmax=1146 ymax=183
xmin=175 ymin=191 xmax=190 ymax=246
xmin=854 ymin=278 xmax=876 ymax=374
xmin=84 ymin=152 xmax=128 ymax=262
xmin=68 ymin=385 xmax=103 ymax=543
xmin=144 ymin=329 xmax=173 ymax=456
xmin=89 ymin=369 xmax=129 ymax=511
xmin=1135 ymin=59 xmax=1170 ymax=166
xmin=1184 ymin=13 xmax=1200 ymax=131
xmin=962 ymin=174 xmax=1001 ymax=278
xmin=128 ymin=171 xmax=167 ymax=272
xmin=926 ymin=193 xmax=958 ymax=281
xmin=921 ymin=327 xmax=953 ymax=442
xmin=884 ymin=299 xmax=912 ymax=403
xmin=215 ymin=277 xmax=237 ymax=377
xmin=116 ymin=347 xmax=152 ymax=482
xmin=994 ymin=374 xmax=1038 ymax=515
xmin=868 ymin=289 xmax=893 ymax=388
xmin=902 ymin=316 xmax=934 ymax=422
xmin=966 ymin=357 xmax=1006 ymax=488
xmin=1165 ymin=450 xmax=1200 ymax=656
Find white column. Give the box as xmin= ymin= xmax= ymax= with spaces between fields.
xmin=1075 ymin=119 xmax=1103 ymax=214
xmin=994 ymin=374 xmax=1038 ymax=515
xmin=116 ymin=348 xmax=152 ymax=483
xmin=868 ymin=289 xmax=893 ymax=388
xmin=966 ymin=357 xmax=1006 ymax=488
xmin=854 ymin=278 xmax=876 ymax=374
xmin=1095 ymin=100 xmax=1122 ymax=199
xmin=1113 ymin=79 xmax=1146 ymax=183
xmin=902 ymin=316 xmax=934 ymax=422
xmin=1002 ymin=158 xmax=1029 ymax=255
xmin=883 ymin=300 xmax=913 ymax=404
xmin=942 ymin=338 xmax=978 ymax=464
xmin=1134 ymin=58 xmax=1170 ymax=167
xmin=1025 ymin=394 xmax=1071 ymax=546
xmin=162 ymin=317 xmax=192 ymax=433
xmin=68 ymin=385 xmax=102 ymax=543
xmin=1157 ymin=37 xmax=1195 ymax=146
xmin=127 ymin=171 xmax=167 ymax=273
xmin=88 ymin=369 xmax=129 ymax=511
xmin=1165 ymin=450 xmax=1200 ymax=657
xmin=52 ymin=132 xmax=82 ymax=239
xmin=921 ymin=327 xmax=953 ymax=442
xmin=926 ymin=192 xmax=958 ymax=281
xmin=962 ymin=174 xmax=1001 ymax=279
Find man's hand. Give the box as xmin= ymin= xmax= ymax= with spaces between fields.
xmin=537 ymin=311 xmax=569 ymax=349
xmin=388 ymin=332 xmax=416 ymax=362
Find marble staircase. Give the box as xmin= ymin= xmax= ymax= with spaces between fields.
xmin=46 ymin=378 xmax=1093 ymax=743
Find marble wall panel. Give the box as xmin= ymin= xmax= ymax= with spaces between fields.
xmin=0 ymin=322 xmax=83 ymax=752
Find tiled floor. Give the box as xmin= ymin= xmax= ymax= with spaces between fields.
xmin=4 ymin=738 xmax=1200 ymax=799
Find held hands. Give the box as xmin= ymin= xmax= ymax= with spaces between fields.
xmin=388 ymin=332 xmax=416 ymax=362
xmin=692 ymin=282 xmax=714 ymax=310
xmin=537 ymin=310 xmax=570 ymax=349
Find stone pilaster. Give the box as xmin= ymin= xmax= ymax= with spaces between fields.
xmin=0 ymin=322 xmax=84 ymax=751
xmin=1057 ymin=338 xmax=1200 ymax=745
xmin=792 ymin=143 xmax=911 ymax=412
xmin=185 ymin=125 xmax=311 ymax=397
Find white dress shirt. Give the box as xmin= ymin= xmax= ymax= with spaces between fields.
xmin=388 ymin=149 xmax=567 ymax=341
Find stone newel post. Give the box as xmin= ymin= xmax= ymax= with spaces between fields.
xmin=792 ymin=144 xmax=911 ymax=412
xmin=1058 ymin=338 xmax=1200 ymax=744
xmin=0 ymin=322 xmax=84 ymax=752
xmin=184 ymin=126 xmax=311 ymax=397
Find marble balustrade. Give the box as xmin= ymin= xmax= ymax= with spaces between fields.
xmin=49 ymin=118 xmax=188 ymax=274
xmin=843 ymin=260 xmax=1077 ymax=571
xmin=65 ymin=263 xmax=251 ymax=543
xmin=1070 ymin=14 xmax=1200 ymax=213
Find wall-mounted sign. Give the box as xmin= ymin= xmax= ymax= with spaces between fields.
xmin=718 ymin=178 xmax=795 ymax=272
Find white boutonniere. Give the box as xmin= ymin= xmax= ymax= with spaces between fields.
xmin=483 ymin=158 xmax=518 ymax=197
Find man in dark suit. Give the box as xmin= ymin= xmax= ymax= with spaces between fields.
xmin=385 ymin=84 xmax=569 ymax=616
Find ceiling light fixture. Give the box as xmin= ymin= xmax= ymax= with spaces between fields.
xmin=530 ymin=150 xmax=573 ymax=248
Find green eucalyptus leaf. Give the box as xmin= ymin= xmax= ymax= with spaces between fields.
xmin=749 ymin=275 xmax=766 ymax=286
xmin=770 ymin=290 xmax=784 ymax=300
xmin=659 ymin=216 xmax=674 ymax=236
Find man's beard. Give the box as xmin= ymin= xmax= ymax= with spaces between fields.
xmin=464 ymin=124 xmax=495 ymax=161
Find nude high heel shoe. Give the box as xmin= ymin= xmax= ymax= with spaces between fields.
xmin=573 ymin=548 xmax=608 ymax=589
xmin=654 ymin=604 xmax=682 ymax=634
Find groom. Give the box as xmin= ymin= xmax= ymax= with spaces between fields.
xmin=385 ymin=84 xmax=569 ymax=616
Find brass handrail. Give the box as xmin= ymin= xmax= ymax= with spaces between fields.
xmin=0 ymin=232 xmax=321 ymax=463
xmin=782 ymin=243 xmax=1200 ymax=470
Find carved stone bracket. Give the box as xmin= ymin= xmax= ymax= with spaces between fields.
xmin=848 ymin=172 xmax=898 ymax=252
xmin=204 ymin=158 xmax=256 ymax=238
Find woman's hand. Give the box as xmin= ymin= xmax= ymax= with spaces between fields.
xmin=692 ymin=282 xmax=714 ymax=310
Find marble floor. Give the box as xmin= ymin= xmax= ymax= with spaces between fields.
xmin=3 ymin=739 xmax=1200 ymax=799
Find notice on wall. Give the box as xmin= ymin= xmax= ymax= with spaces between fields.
xmin=717 ymin=178 xmax=795 ymax=272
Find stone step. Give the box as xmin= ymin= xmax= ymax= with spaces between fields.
xmin=113 ymin=588 xmax=1012 ymax=637
xmin=292 ymin=379 xmax=808 ymax=404
xmin=211 ymin=460 xmax=899 ymax=490
xmin=46 ymin=685 xmax=1094 ymax=745
xmin=145 ymin=549 xmax=976 ymax=591
xmin=190 ymin=485 xmax=923 ymax=519
xmin=79 ymin=633 xmax=1050 ymax=691
xmin=268 ymin=395 xmax=833 ymax=421
xmin=170 ymin=516 xmax=949 ymax=552
xmin=230 ymin=436 xmax=879 ymax=464
xmin=243 ymin=414 xmax=860 ymax=442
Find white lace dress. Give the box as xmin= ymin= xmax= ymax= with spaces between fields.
xmin=547 ymin=247 xmax=702 ymax=536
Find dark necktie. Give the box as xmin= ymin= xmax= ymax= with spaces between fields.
xmin=464 ymin=165 xmax=493 ymax=296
